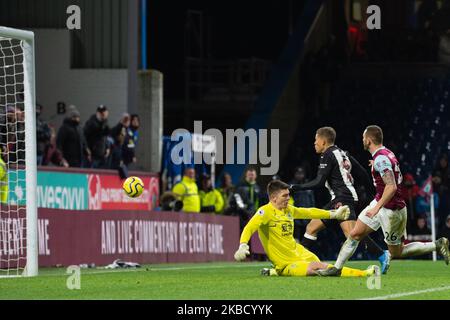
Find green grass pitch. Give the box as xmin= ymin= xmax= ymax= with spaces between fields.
xmin=1 ymin=260 xmax=449 ymax=300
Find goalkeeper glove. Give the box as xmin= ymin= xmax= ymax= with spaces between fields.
xmin=330 ymin=205 xmax=350 ymax=220
xmin=234 ymin=243 xmax=250 ymax=261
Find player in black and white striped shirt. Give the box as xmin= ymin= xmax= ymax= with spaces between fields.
xmin=290 ymin=127 xmax=391 ymax=274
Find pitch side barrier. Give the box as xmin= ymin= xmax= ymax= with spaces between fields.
xmin=32 ymin=209 xmax=240 ymax=267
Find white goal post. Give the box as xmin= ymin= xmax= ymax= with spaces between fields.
xmin=0 ymin=26 xmax=38 ymax=277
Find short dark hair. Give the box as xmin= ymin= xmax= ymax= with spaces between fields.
xmin=267 ymin=180 xmax=290 ymax=197
xmin=316 ymin=127 xmax=336 ymax=144
xmin=365 ymin=125 xmax=383 ymax=145
xmin=245 ymin=167 xmax=257 ymax=175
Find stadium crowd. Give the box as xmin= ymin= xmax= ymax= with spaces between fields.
xmin=35 ymin=104 xmax=141 ymax=173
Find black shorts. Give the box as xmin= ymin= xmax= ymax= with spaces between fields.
xmin=321 ymin=200 xmax=357 ymax=229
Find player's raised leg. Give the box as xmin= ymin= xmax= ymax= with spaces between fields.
xmin=388 ymin=238 xmax=449 ymax=263
xmin=379 ymin=207 xmax=450 ymax=264
xmin=340 ymin=219 xmax=390 ymax=274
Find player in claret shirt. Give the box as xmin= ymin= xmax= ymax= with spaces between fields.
xmin=234 ymin=179 xmax=379 ymax=277
xmin=316 ymin=125 xmax=450 ymax=276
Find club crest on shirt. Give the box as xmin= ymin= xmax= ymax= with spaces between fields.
xmin=281 ymin=222 xmax=293 ymax=236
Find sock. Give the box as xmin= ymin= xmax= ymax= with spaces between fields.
xmin=361 ymin=236 xmax=384 ymax=257
xmin=300 ymin=233 xmax=317 ymax=250
xmin=401 ymin=242 xmax=436 ymax=257
xmin=325 ymin=264 xmax=367 ymax=277
xmin=341 ymin=266 xmax=367 ymax=277
xmin=334 ymin=237 xmax=360 ymax=269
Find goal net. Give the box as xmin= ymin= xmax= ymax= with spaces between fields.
xmin=0 ymin=27 xmax=37 ymax=277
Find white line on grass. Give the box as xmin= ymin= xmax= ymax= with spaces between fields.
xmin=39 ymin=263 xmax=271 ymax=277
xmin=359 ymin=285 xmax=450 ymax=300
xmin=34 ymin=260 xmax=365 ymax=278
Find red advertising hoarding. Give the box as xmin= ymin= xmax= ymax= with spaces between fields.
xmin=37 ymin=209 xmax=240 ymax=267
xmin=87 ymin=174 xmax=159 ymax=211
xmin=35 ymin=167 xmax=160 ymax=211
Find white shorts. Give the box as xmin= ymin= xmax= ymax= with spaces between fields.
xmin=358 ymin=199 xmax=407 ymax=245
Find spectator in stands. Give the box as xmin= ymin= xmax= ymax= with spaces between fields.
xmin=3 ymin=105 xmax=26 ymax=165
xmin=1 ymin=105 xmax=13 ymax=163
xmin=110 ymin=112 xmax=136 ymax=169
xmin=111 ymin=113 xmax=130 ymax=140
xmin=123 ymin=127 xmax=137 ymax=167
xmin=402 ymin=173 xmax=420 ymax=225
xmin=157 ymin=191 xmax=183 ymax=212
xmin=109 ymin=126 xmax=126 ymax=170
xmin=237 ymin=168 xmax=263 ymax=210
xmin=438 ymin=214 xmax=450 ymax=240
xmin=289 ymin=166 xmax=315 ymax=208
xmin=123 ymin=114 xmax=140 ymax=167
xmin=42 ymin=127 xmax=69 ymax=167
xmin=84 ymin=105 xmax=110 ymax=168
xmin=416 ymin=191 xmax=440 ymax=228
xmin=410 ymin=215 xmax=432 ymax=236
xmin=130 ymin=114 xmax=140 ymax=141
xmin=57 ymin=107 xmax=90 ymax=167
xmin=289 ymin=166 xmax=316 ymax=242
xmin=433 ymin=153 xmax=449 ymax=191
xmin=218 ymin=172 xmax=235 ymax=213
xmin=199 ymin=174 xmax=224 ymax=214
xmin=36 ymin=104 xmax=51 ymax=165
xmin=16 ymin=106 xmax=25 ymax=165
xmin=15 ymin=106 xmax=26 ymax=166
xmin=234 ymin=168 xmax=264 ymax=228
xmin=172 ymin=167 xmax=200 ymax=213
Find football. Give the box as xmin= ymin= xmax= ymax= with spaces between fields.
xmin=122 ymin=176 xmax=145 ymax=198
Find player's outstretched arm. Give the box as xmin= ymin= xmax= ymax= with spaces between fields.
xmin=234 ymin=210 xmax=266 ymax=261
xmin=234 ymin=243 xmax=250 ymax=261
xmin=366 ymin=171 xmax=397 ymax=218
xmin=292 ymin=205 xmax=350 ymax=220
xmin=366 ymin=156 xmax=398 ymax=218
